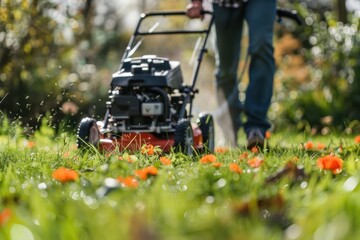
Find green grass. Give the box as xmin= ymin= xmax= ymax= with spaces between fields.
xmin=1 ymin=125 xmax=360 ymax=240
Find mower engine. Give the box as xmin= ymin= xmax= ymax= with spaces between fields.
xmin=106 ymin=55 xmax=185 ymax=134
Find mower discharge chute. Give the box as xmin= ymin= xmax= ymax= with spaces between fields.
xmin=77 ymin=11 xmax=215 ymax=155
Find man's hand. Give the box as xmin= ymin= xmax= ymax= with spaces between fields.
xmin=186 ymin=0 xmax=204 ymax=19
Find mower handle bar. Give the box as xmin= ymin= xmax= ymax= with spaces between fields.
xmin=134 ymin=9 xmax=303 ymax=36
xmin=134 ymin=10 xmax=213 ymax=36
xmin=276 ymin=8 xmax=303 ymax=25
xmin=121 ymin=10 xmax=214 ymax=90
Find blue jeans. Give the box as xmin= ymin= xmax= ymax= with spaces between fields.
xmin=213 ymin=0 xmax=276 ymax=145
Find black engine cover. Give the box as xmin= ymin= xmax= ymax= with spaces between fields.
xmin=111 ymin=95 xmax=140 ymax=117
xmin=111 ymin=56 xmax=183 ymax=89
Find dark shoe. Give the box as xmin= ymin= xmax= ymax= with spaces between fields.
xmin=247 ymin=129 xmax=265 ymax=150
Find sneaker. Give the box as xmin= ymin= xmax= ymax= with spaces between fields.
xmin=246 ymin=128 xmax=265 ymax=150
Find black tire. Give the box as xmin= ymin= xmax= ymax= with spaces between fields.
xmin=76 ymin=117 xmax=100 ymax=149
xmin=174 ymin=119 xmax=194 ymax=156
xmin=197 ymin=113 xmax=215 ymax=153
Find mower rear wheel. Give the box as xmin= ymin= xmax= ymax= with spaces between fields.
xmin=197 ymin=113 xmax=215 ymax=153
xmin=77 ymin=117 xmax=100 ymax=149
xmin=174 ymin=119 xmax=194 ymax=155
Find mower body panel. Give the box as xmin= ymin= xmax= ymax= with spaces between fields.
xmin=111 ymin=56 xmax=183 ymax=89
xmin=98 ymin=124 xmax=203 ymax=153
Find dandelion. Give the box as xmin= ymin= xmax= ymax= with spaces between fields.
xmin=317 ymin=154 xmax=344 ymax=174
xmin=212 ymin=162 xmax=222 ymax=168
xmin=160 ymin=156 xmax=172 ymax=165
xmin=247 ymin=157 xmax=264 ymax=168
xmin=238 ymin=152 xmax=249 ymax=160
xmin=141 ymin=144 xmax=155 ymax=156
xmin=135 ymin=166 xmax=158 ymax=180
xmin=0 ymin=208 xmax=11 ymax=226
xmin=146 ymin=166 xmax=158 ymax=175
xmin=200 ymin=154 xmax=217 ymax=164
xmin=215 ymin=146 xmax=229 ymax=154
xmin=229 ymin=163 xmax=242 ymax=174
xmin=265 ymin=131 xmax=271 ymax=139
xmin=63 ymin=151 xmax=70 ymax=158
xmin=317 ymin=142 xmax=326 ymax=150
xmin=134 ymin=169 xmax=148 ymax=180
xmin=26 ymin=140 xmax=36 ymax=149
xmin=250 ymin=147 xmax=259 ymax=153
xmin=52 ymin=167 xmax=79 ymax=183
xmin=354 ymin=135 xmax=360 ymax=144
xmin=117 ymin=176 xmax=139 ymax=188
xmin=304 ymin=141 xmax=314 ymax=150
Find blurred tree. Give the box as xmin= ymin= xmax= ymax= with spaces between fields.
xmin=0 ymin=0 xmax=67 ymax=130
xmin=0 ymin=0 xmax=132 ymax=133
xmin=336 ymin=0 xmax=348 ymax=23
xmin=272 ymin=1 xmax=360 ymax=133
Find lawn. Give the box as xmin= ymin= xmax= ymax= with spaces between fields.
xmin=1 ymin=121 xmax=360 ymax=240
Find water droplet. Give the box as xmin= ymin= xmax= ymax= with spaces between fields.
xmin=285 ymin=224 xmax=302 ymax=240
xmin=343 ymin=176 xmax=358 ymax=192
xmin=11 ymin=224 xmax=35 ymax=240
xmin=205 ymin=196 xmax=215 ymax=204
xmin=216 ymin=178 xmax=226 ymax=188
xmin=300 ymin=181 xmax=308 ymax=189
xmin=71 ymin=191 xmax=81 ymax=201
xmin=37 ymin=182 xmax=47 ymax=190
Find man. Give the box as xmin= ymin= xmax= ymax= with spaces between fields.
xmin=186 ymin=0 xmax=276 ymax=150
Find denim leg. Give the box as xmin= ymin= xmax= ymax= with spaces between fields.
xmin=243 ymin=0 xmax=276 ymax=135
xmin=213 ymin=4 xmax=244 ymax=145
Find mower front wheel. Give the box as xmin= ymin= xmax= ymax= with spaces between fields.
xmin=197 ymin=113 xmax=215 ymax=153
xmin=77 ymin=117 xmax=101 ymax=150
xmin=174 ymin=119 xmax=194 ymax=156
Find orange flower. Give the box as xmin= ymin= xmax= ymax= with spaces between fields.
xmin=52 ymin=167 xmax=79 ymax=183
xmin=304 ymin=141 xmax=314 ymax=150
xmin=238 ymin=152 xmax=249 ymax=160
xmin=247 ymin=157 xmax=264 ymax=168
xmin=134 ymin=169 xmax=148 ymax=180
xmin=26 ymin=140 xmax=36 ymax=148
xmin=63 ymin=151 xmax=71 ymax=158
xmin=135 ymin=166 xmax=158 ymax=180
xmin=212 ymin=162 xmax=222 ymax=168
xmin=354 ymin=135 xmax=360 ymax=144
xmin=265 ymin=131 xmax=271 ymax=139
xmin=117 ymin=176 xmax=139 ymax=188
xmin=215 ymin=146 xmax=229 ymax=154
xmin=317 ymin=154 xmax=344 ymax=174
xmin=0 ymin=208 xmax=11 ymax=226
xmin=199 ymin=154 xmax=217 ymax=164
xmin=160 ymin=156 xmax=172 ymax=165
xmin=317 ymin=142 xmax=326 ymax=150
xmin=141 ymin=144 xmax=157 ymax=156
xmin=251 ymin=146 xmax=259 ymax=153
xmin=146 ymin=166 xmax=158 ymax=175
xmin=229 ymin=163 xmax=242 ymax=174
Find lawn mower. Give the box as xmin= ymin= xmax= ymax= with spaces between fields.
xmin=76 ymin=11 xmax=215 ymax=155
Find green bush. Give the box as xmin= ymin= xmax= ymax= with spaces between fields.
xmin=273 ymin=5 xmax=360 ymax=133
